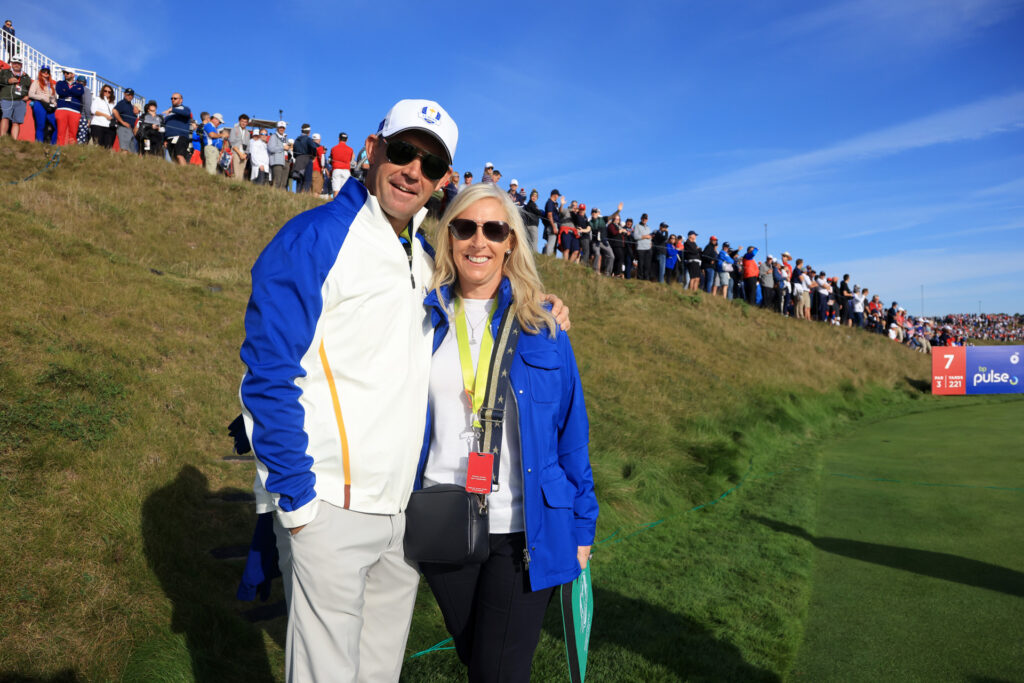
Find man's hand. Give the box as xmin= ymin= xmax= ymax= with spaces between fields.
xmin=543 ymin=294 xmax=571 ymax=331
xmin=289 ymin=524 xmax=305 ymax=536
xmin=577 ymin=545 xmax=591 ymax=570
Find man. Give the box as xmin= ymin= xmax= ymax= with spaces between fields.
xmin=462 ymin=170 xmax=473 ymax=188
xmin=490 ymin=169 xmax=502 ymax=186
xmin=292 ymin=124 xmax=317 ymax=193
xmin=700 ymin=236 xmax=719 ymax=293
xmin=683 ymin=230 xmax=702 ymax=291
xmin=240 ymin=98 xmax=566 ymax=681
xmin=203 ymin=113 xmax=224 ymax=175
xmin=621 ymin=217 xmax=636 ymax=278
xmin=589 ymin=204 xmax=620 ymax=276
xmin=330 ymin=132 xmax=354 ymax=197
xmin=652 ymin=221 xmax=670 ymax=283
xmin=268 ymin=121 xmax=288 ymax=189
xmin=633 ymin=213 xmax=654 ymax=281
xmin=1 ymin=20 xmax=14 ymax=62
xmin=229 ymin=114 xmax=251 ymax=182
xmin=111 ymin=88 xmax=138 ymax=153
xmin=162 ymin=93 xmax=193 ymax=165
xmin=543 ymin=189 xmax=560 ymax=255
xmin=311 ymin=133 xmax=327 ymax=196
xmin=249 ymin=128 xmax=270 ymax=185
xmin=0 ymin=54 xmax=31 ymax=139
xmin=759 ymin=255 xmax=776 ymax=310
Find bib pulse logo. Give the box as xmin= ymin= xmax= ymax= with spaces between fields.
xmin=972 ymin=365 xmax=1019 ymax=387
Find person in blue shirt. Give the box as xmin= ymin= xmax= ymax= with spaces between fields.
xmin=162 ymin=92 xmax=193 ymax=165
xmin=203 ymin=112 xmax=223 ymax=175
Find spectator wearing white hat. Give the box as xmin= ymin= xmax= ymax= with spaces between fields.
xmin=268 ymin=121 xmax=288 ymax=189
xmin=0 ymin=52 xmax=31 ymax=139
xmin=480 ymin=161 xmax=494 ymax=183
xmin=248 ymin=128 xmax=270 ymax=185
xmin=310 ymin=133 xmax=327 ymax=196
xmin=203 ymin=113 xmax=224 ymax=175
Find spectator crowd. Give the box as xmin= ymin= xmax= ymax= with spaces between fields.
xmin=2 ymin=22 xmax=1020 ymax=349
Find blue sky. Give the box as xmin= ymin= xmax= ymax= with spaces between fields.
xmin=15 ymin=0 xmax=1024 ymax=314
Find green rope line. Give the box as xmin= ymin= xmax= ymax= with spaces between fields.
xmin=408 ymin=637 xmax=455 ymax=659
xmin=6 ymin=149 xmax=61 ymax=185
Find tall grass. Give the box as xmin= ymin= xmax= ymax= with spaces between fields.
xmin=0 ymin=139 xmax=936 ymax=680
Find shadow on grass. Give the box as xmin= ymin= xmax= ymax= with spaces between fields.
xmin=904 ymin=376 xmax=931 ymax=393
xmin=750 ymin=516 xmax=1024 ymax=598
xmin=0 ymin=671 xmax=79 ymax=682
xmin=140 ymin=465 xmax=275 ymax=682
xmin=543 ymin=586 xmax=779 ymax=681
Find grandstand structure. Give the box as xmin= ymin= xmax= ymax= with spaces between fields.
xmin=2 ymin=33 xmax=145 ymax=110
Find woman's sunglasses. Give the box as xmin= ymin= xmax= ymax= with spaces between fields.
xmin=382 ymin=138 xmax=448 ymax=181
xmin=448 ymin=218 xmax=511 ymax=243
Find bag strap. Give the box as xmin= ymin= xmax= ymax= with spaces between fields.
xmin=476 ymin=302 xmax=521 ymax=492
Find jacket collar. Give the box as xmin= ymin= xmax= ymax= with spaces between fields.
xmin=424 ymin=277 xmax=514 ymax=337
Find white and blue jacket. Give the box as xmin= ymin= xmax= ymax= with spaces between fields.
xmin=239 ymin=178 xmax=436 ymax=528
xmin=418 ymin=279 xmax=599 ymax=591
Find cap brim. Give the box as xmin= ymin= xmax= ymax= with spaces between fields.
xmin=383 ymin=125 xmax=453 ymax=165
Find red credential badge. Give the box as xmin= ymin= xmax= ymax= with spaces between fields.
xmin=466 ymin=452 xmax=494 ymax=494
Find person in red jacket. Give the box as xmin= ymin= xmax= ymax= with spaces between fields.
xmin=310 ymin=133 xmax=327 ymax=196
xmin=742 ymin=246 xmax=760 ymax=305
xmin=330 ymin=132 xmax=354 ymax=197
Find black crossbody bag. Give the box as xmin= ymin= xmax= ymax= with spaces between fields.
xmin=404 ymin=303 xmax=521 ymax=565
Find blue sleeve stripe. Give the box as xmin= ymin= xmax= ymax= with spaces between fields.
xmin=239 ymin=186 xmax=365 ymax=512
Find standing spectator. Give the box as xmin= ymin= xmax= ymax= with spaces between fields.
xmin=772 ymin=257 xmax=787 ymax=314
xmin=508 ymin=178 xmax=523 ymax=205
xmin=576 ymin=203 xmax=593 ymax=266
xmin=162 ymin=93 xmax=192 ymax=165
xmin=352 ymin=144 xmax=368 ymax=183
xmin=621 ymin=218 xmax=637 ymax=278
xmin=665 ymin=235 xmax=680 ymax=283
xmin=54 ymin=69 xmax=84 ymax=146
xmin=0 ymin=54 xmax=31 ymax=140
xmin=112 ymin=88 xmax=138 ymax=153
xmin=759 ymin=255 xmax=776 ymax=310
xmin=136 ymin=100 xmax=164 ymax=156
xmin=557 ymin=199 xmax=579 ymax=262
xmin=490 ymin=169 xmax=503 ymax=187
xmin=89 ymin=84 xmax=117 ymax=148
xmin=520 ymin=188 xmax=544 ymax=251
xmin=838 ymin=274 xmax=853 ymax=325
xmin=292 ymin=124 xmax=316 ymax=193
xmin=715 ymin=241 xmax=735 ymax=298
xmin=851 ymin=286 xmax=866 ymax=327
xmin=229 ymin=114 xmax=251 ymax=182
xmin=542 ymin=189 xmax=560 ymax=255
xmin=633 ymin=214 xmax=654 ymax=280
xmin=652 ymin=221 xmax=670 ymax=282
xmin=462 ymin=170 xmax=473 ymax=188
xmin=29 ymin=66 xmax=58 ymax=144
xmin=310 ymin=133 xmax=326 ymax=196
xmin=329 ymin=132 xmax=353 ymax=196
xmin=2 ymin=20 xmax=14 ymax=62
xmin=480 ymin=161 xmax=494 ymax=183
xmin=589 ymin=204 xmax=619 ymax=275
xmin=248 ymin=128 xmax=270 ymax=184
xmin=202 ymin=113 xmax=223 ymax=175
xmin=607 ymin=212 xmax=627 ymax=277
xmin=682 ymin=231 xmax=702 ymax=291
xmin=442 ymin=170 xmax=460 ymax=209
xmin=700 ymin=236 xmax=719 ymax=293
xmin=73 ymin=77 xmax=93 ymax=145
xmin=267 ymin=121 xmax=287 ymax=189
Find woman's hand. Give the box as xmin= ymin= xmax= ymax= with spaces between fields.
xmin=577 ymin=545 xmax=591 ymax=570
xmin=543 ymin=294 xmax=571 ymax=331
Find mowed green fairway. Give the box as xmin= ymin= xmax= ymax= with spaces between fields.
xmin=786 ymin=400 xmax=1024 ymax=682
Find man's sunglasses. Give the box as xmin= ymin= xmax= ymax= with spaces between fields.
xmin=448 ymin=218 xmax=511 ymax=243
xmin=382 ymin=138 xmax=448 ymax=181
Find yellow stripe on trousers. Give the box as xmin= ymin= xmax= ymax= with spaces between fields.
xmin=318 ymin=339 xmax=351 ymax=508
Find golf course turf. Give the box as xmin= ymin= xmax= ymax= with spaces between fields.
xmin=788 ymin=400 xmax=1024 ymax=682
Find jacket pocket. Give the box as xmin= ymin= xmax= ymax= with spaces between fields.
xmin=521 ymin=350 xmax=560 ymax=404
xmin=541 ymin=471 xmax=575 ymax=509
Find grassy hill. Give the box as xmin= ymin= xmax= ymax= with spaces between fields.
xmin=0 ymin=139 xmax=942 ymax=681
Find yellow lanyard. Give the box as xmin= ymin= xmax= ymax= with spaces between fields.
xmin=454 ymin=297 xmax=495 ymax=428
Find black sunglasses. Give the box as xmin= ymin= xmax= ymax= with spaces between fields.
xmin=448 ymin=218 xmax=511 ymax=243
xmin=382 ymin=138 xmax=448 ymax=181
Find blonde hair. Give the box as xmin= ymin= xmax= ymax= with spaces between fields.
xmin=431 ymin=183 xmax=556 ymax=338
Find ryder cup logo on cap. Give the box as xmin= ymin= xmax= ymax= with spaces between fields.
xmin=378 ymin=98 xmax=458 ymax=164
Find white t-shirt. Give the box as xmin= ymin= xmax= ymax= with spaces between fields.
xmin=90 ymin=98 xmax=114 ymax=128
xmin=424 ymin=298 xmax=524 ymax=533
xmin=853 ymin=293 xmax=865 ymax=313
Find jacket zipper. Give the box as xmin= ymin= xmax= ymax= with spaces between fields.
xmin=509 ymin=384 xmax=531 ymax=574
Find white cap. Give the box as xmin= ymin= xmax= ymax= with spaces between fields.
xmin=10 ymin=53 xmax=22 ymax=62
xmin=485 ymin=161 xmax=494 ymax=168
xmin=312 ymin=133 xmax=320 ymax=140
xmin=276 ymin=120 xmax=287 ymax=128
xmin=377 ymin=99 xmax=458 ymax=164
xmin=510 ymin=179 xmax=519 ymax=185
xmin=768 ymin=254 xmax=775 ymax=260
xmin=211 ymin=112 xmax=223 ymax=122
xmin=287 ymin=138 xmax=294 ymax=144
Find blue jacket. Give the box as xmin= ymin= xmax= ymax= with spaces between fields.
xmin=716 ymin=249 xmax=735 ymax=273
xmin=418 ymin=279 xmax=598 ymax=591
xmin=163 ymin=104 xmax=192 ymax=138
xmin=55 ymin=81 xmax=84 ymax=112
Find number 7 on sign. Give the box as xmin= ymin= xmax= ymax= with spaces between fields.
xmin=944 ymin=354 xmax=955 ymax=370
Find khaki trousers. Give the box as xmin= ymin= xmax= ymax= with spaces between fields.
xmin=231 ymin=149 xmax=247 ymax=181
xmin=273 ymin=502 xmax=420 ymax=682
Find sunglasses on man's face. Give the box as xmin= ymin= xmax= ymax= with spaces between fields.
xmin=382 ymin=138 xmax=448 ymax=181
xmin=448 ymin=218 xmax=511 ymax=243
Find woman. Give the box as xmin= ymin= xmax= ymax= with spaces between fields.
xmin=136 ymin=100 xmax=164 ymax=156
xmin=418 ymin=183 xmax=598 ymax=682
xmin=89 ymin=84 xmax=116 ymax=148
xmin=28 ymin=66 xmax=57 ymax=144
xmin=557 ymin=199 xmax=579 ymax=262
